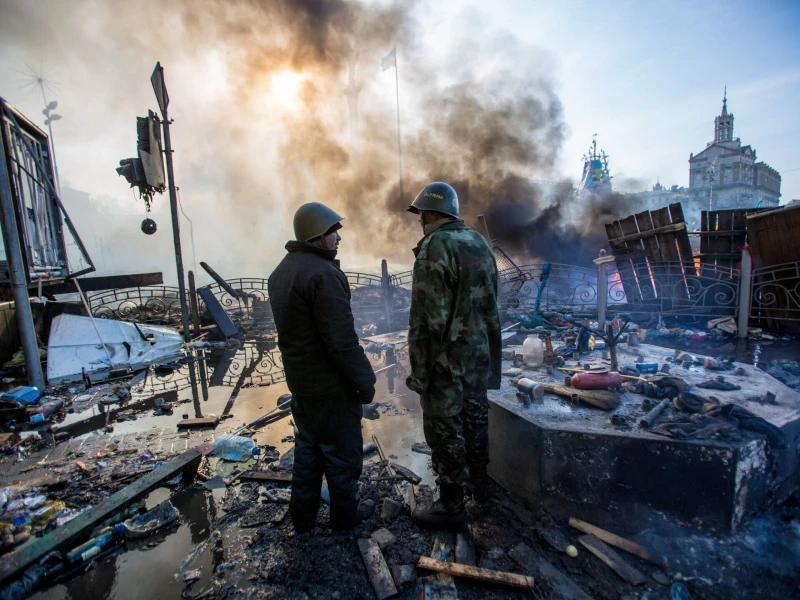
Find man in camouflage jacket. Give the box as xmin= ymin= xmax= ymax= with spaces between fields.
xmin=406 ymin=182 xmax=502 ymax=531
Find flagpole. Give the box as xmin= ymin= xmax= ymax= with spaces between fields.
xmin=394 ymin=46 xmax=404 ymax=204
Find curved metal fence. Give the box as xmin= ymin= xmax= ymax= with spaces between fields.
xmin=499 ymin=263 xmax=598 ymax=313
xmin=606 ymin=261 xmax=740 ymax=318
xmin=751 ymin=261 xmax=800 ymax=323
xmin=88 ymin=286 xmax=184 ymax=325
xmin=86 ymin=257 xmax=775 ymax=331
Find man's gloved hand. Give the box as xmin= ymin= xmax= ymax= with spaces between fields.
xmin=356 ymin=386 xmax=376 ymax=404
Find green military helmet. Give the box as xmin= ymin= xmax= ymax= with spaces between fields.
xmin=407 ymin=182 xmax=459 ymax=218
xmin=293 ymin=202 xmax=344 ymax=241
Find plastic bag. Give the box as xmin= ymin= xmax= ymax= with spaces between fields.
xmin=121 ymin=500 xmax=179 ymax=539
xmin=213 ymin=435 xmax=255 ymax=461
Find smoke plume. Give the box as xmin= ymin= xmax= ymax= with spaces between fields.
xmin=0 ymin=0 xmax=639 ymax=280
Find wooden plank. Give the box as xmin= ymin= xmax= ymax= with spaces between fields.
xmin=578 ymin=534 xmax=647 ymax=585
xmin=635 ymin=210 xmax=668 ymax=308
xmin=238 ymin=470 xmax=292 ymax=483
xmin=606 ymin=221 xmax=685 ymax=244
xmin=651 ymin=207 xmax=680 ymax=263
xmin=568 ymin=517 xmax=665 ymax=566
xmin=668 ymin=203 xmax=694 ymax=264
xmin=42 ymin=272 xmax=164 ymax=295
xmin=176 ymin=416 xmax=219 ymax=429
xmin=358 ymin=538 xmax=398 ymax=600
xmin=605 ymin=220 xmax=642 ymax=302
xmin=618 ymin=216 xmax=651 ymax=295
xmin=427 ymin=538 xmax=458 ymax=600
xmin=388 ymin=462 xmax=422 ymax=485
xmin=417 ymin=557 xmax=534 ymax=591
xmin=541 ymin=383 xmax=620 ymax=411
xmin=455 ymin=530 xmax=476 ymax=567
xmin=0 ymin=447 xmax=204 ymax=585
xmin=508 ymin=543 xmax=592 ymax=600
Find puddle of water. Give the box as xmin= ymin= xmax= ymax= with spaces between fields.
xmin=27 ymin=342 xmax=429 ymax=600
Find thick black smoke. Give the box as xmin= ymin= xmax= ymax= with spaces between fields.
xmin=0 ymin=0 xmax=642 ymax=277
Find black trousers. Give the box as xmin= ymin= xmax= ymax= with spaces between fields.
xmin=289 ymin=393 xmax=363 ymax=531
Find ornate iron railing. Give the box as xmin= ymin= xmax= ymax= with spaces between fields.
xmin=88 ymin=286 xmax=184 ymax=324
xmin=607 ymin=261 xmax=739 ymax=318
xmin=750 ymin=262 xmax=800 ymax=323
xmin=205 ymin=341 xmax=285 ymax=388
xmin=499 ymin=263 xmax=598 ymax=313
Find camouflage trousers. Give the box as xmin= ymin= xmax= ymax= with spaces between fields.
xmin=421 ymin=378 xmax=489 ymax=487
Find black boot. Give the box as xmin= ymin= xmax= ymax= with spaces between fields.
xmin=411 ymin=484 xmax=468 ymax=532
xmin=468 ymin=464 xmax=492 ymax=503
xmin=331 ymin=500 xmax=375 ymax=531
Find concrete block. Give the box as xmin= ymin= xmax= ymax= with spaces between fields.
xmin=371 ymin=527 xmax=396 ymax=549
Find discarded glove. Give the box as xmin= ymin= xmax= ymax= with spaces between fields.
xmin=696 ymin=377 xmax=741 ymax=391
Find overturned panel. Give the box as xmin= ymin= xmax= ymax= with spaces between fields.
xmin=488 ymin=344 xmax=800 ymax=533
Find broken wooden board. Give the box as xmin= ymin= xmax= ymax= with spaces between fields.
xmin=579 ymin=534 xmax=647 ymax=585
xmin=508 ymin=542 xmax=592 ymax=600
xmin=568 ymin=517 xmax=665 ymax=566
xmin=455 ymin=530 xmax=476 ymax=566
xmin=388 ymin=462 xmax=422 ymax=484
xmin=357 ymin=538 xmax=398 ymax=600
xmin=417 ymin=557 xmax=534 ymax=590
xmin=238 ymin=470 xmax=293 ymax=483
xmin=176 ymin=416 xmax=219 ymax=429
xmin=541 ymin=383 xmax=620 ymax=411
xmin=0 ymin=446 xmax=203 ymax=586
xmin=426 ymin=538 xmax=458 ymax=600
xmin=240 ymin=504 xmax=289 ymax=528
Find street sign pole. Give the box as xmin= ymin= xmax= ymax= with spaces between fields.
xmin=152 ymin=62 xmax=191 ymax=342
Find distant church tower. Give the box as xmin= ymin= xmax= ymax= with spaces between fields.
xmin=688 ymin=87 xmax=781 ymax=209
xmin=714 ymin=87 xmax=734 ymax=143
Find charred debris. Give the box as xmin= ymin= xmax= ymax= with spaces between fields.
xmin=1 ymin=95 xmax=800 ymax=599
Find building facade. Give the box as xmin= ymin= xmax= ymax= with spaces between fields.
xmin=688 ymin=90 xmax=781 ymax=210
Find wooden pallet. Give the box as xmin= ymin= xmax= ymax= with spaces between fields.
xmin=605 ymin=203 xmax=694 ymax=308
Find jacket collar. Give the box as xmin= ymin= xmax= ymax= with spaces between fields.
xmin=285 ymin=240 xmax=340 ymax=266
xmin=413 ymin=219 xmax=467 ymax=256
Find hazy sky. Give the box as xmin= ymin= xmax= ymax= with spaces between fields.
xmin=429 ymin=0 xmax=800 ymax=197
xmin=0 ymin=0 xmax=797 ymax=282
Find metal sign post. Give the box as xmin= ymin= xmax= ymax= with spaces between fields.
xmin=151 ymin=62 xmax=191 ymax=342
xmin=0 ymin=127 xmax=45 ymax=389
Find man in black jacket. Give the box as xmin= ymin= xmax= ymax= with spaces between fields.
xmin=268 ymin=202 xmax=376 ymax=533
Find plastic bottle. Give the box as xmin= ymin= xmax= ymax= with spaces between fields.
xmin=522 ymin=335 xmax=544 ymax=368
xmin=570 ymin=371 xmax=623 ymax=389
xmin=213 ymin=435 xmax=256 ymax=461
xmin=66 ymin=527 xmax=118 ymax=563
xmin=29 ymin=399 xmax=64 ymax=416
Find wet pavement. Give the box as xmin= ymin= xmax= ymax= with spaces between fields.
xmin=7 ymin=335 xmax=800 ymax=599
xmin=18 ymin=340 xmax=431 ymax=600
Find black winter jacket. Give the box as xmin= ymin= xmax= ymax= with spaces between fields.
xmin=268 ymin=241 xmax=376 ymax=401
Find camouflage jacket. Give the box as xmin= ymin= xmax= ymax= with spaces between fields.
xmin=406 ymin=219 xmax=502 ymax=395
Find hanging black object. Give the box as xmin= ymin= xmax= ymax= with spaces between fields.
xmin=141 ymin=218 xmax=157 ymax=235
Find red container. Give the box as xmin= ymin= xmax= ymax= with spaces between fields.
xmin=570 ymin=371 xmax=623 ymax=389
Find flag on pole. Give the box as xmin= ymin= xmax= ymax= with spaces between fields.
xmin=381 ymin=46 xmax=396 ymax=71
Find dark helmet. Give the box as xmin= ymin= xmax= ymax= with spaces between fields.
xmin=293 ymin=202 xmax=344 ymax=241
xmin=407 ymin=182 xmax=459 ymax=218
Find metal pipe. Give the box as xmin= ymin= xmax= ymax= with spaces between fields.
xmin=0 ymin=128 xmax=45 ymax=389
xmin=188 ymin=270 xmax=201 ymax=337
xmin=380 ymin=259 xmax=392 ymax=331
xmin=737 ymin=246 xmax=752 ymax=339
xmin=159 ymin=97 xmax=191 ymax=342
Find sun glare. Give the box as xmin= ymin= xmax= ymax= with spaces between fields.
xmin=269 ymin=70 xmax=306 ymax=113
